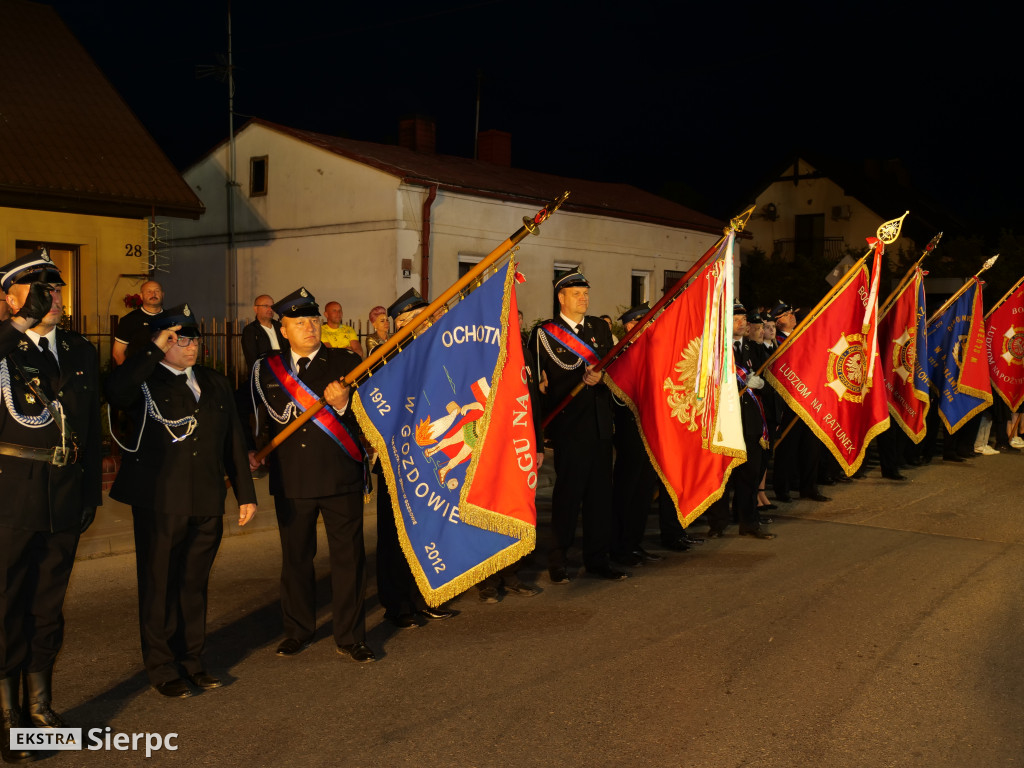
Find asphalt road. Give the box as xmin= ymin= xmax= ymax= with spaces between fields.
xmin=45 ymin=451 xmax=1024 ymax=767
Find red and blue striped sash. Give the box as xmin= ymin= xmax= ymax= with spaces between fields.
xmin=540 ymin=321 xmax=600 ymax=366
xmin=266 ymin=354 xmax=363 ymax=463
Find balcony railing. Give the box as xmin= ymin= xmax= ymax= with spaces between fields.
xmin=771 ymin=237 xmax=846 ymax=263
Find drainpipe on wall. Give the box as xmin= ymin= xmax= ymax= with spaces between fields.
xmin=420 ymin=184 xmax=438 ymax=299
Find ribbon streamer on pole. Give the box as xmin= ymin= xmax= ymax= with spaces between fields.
xmin=540 ymin=204 xmax=756 ymax=429
xmin=879 ymin=231 xmax=942 ymax=318
xmin=254 ymin=191 xmax=571 ymax=462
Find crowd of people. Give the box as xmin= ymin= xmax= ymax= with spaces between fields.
xmin=1 ymin=249 xmax=1021 ymax=764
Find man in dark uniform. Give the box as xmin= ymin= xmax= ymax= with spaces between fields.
xmin=609 ymin=302 xmax=663 ymax=567
xmin=373 ymin=289 xmax=455 ymax=625
xmin=0 ymin=250 xmax=100 ymax=762
xmin=769 ymin=300 xmax=829 ymax=503
xmin=112 ymin=280 xmax=166 ymax=365
xmin=105 ymin=305 xmax=257 ymax=698
xmin=241 ymin=294 xmax=288 ymax=373
xmin=250 ymin=288 xmax=376 ymax=662
xmin=706 ymin=303 xmax=775 ymax=539
xmin=530 ymin=268 xmax=626 ymax=583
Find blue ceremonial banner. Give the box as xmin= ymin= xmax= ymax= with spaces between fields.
xmin=926 ymin=279 xmax=993 ymax=433
xmin=354 ymin=263 xmax=536 ymax=606
xmin=913 ymin=276 xmax=931 ymax=401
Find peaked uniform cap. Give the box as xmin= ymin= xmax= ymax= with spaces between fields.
xmin=387 ymin=288 xmax=429 ymax=321
xmin=152 ymin=303 xmax=200 ymax=336
xmin=0 ymin=248 xmax=66 ymax=292
xmin=273 ymin=287 xmax=320 ymax=318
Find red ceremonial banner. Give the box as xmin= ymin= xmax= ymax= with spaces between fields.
xmin=985 ymin=279 xmax=1024 ymax=411
xmin=878 ymin=269 xmax=929 ymax=442
xmin=764 ymin=260 xmax=891 ymax=475
xmin=605 ymin=258 xmax=745 ymax=527
xmin=460 ymin=281 xmax=538 ymax=531
xmin=958 ymin=283 xmax=993 ymax=398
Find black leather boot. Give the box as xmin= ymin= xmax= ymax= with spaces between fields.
xmin=0 ymin=676 xmax=36 ymax=764
xmin=23 ymin=669 xmax=64 ymax=728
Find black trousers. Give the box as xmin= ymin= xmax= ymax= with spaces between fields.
xmin=132 ymin=510 xmax=223 ymax=686
xmin=708 ymin=441 xmax=763 ymax=533
xmin=550 ymin=435 xmax=613 ymax=571
xmin=773 ymin=418 xmax=820 ymax=497
xmin=274 ymin=493 xmax=366 ymax=646
xmin=611 ymin=420 xmax=657 ymax=556
xmin=0 ymin=527 xmax=79 ymax=677
xmin=375 ymin=480 xmax=425 ymax=616
xmin=657 ymin=481 xmax=686 ymax=542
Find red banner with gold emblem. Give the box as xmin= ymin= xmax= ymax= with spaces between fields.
xmin=986 ymin=278 xmax=1024 ymax=411
xmin=605 ymin=244 xmax=746 ymax=527
xmin=878 ymin=268 xmax=929 ymax=442
xmin=764 ymin=255 xmax=891 ymax=475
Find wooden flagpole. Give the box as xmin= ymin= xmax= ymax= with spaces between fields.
xmin=254 ymin=191 xmax=571 ymax=462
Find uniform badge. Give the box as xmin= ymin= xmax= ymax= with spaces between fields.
xmin=40 ymin=248 xmax=51 ymax=262
xmin=826 ymin=332 xmax=867 ymax=402
xmin=25 ymin=393 xmax=36 ymax=404
xmin=17 ymin=340 xmax=28 ymax=351
xmin=61 ymin=340 xmax=70 ymax=352
xmin=184 ymin=304 xmax=192 ymax=317
xmin=300 ymin=288 xmax=308 ymax=297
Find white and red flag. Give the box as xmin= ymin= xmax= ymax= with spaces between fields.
xmin=605 ymin=234 xmax=745 ymax=527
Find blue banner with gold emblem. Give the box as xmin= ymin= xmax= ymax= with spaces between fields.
xmin=926 ymin=280 xmax=992 ymax=433
xmin=354 ymin=263 xmax=536 ymax=606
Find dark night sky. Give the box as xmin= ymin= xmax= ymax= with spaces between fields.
xmin=51 ymin=0 xmax=1023 ymax=232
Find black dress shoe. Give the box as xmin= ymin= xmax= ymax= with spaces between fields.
xmin=757 ymin=503 xmax=778 ymax=511
xmin=385 ymin=612 xmax=424 ymax=628
xmin=477 ymin=587 xmax=500 ymax=604
xmin=611 ymin=551 xmax=644 ymax=567
xmin=188 ymin=671 xmax=222 ymax=690
xmin=154 ymin=679 xmax=193 ymax=698
xmin=660 ymin=536 xmax=691 ymax=552
xmin=759 ymin=515 xmax=773 ymax=525
xmin=337 ymin=641 xmax=377 ymax=663
xmin=836 ymin=475 xmax=853 ymax=484
xmin=275 ymin=638 xmax=309 ymax=656
xmin=739 ymin=528 xmax=777 ymax=539
xmin=503 ymin=581 xmax=541 ymax=597
xmin=802 ymin=492 xmax=831 ymax=502
xmin=682 ymin=533 xmax=705 ymax=545
xmin=549 ymin=567 xmax=572 ymax=584
xmin=418 ymin=606 xmax=455 ymax=621
xmin=585 ymin=564 xmax=630 ymax=580
xmin=775 ymin=493 xmax=793 ymax=503
xmin=881 ymin=471 xmax=907 ymax=481
xmin=634 ymin=548 xmax=664 ymax=563
xmin=706 ymin=528 xmax=725 ymax=538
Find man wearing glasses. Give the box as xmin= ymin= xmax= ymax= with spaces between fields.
xmin=242 ymin=294 xmax=288 ymax=373
xmin=106 ymin=304 xmax=257 ymax=698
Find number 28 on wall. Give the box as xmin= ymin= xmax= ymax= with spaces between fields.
xmin=125 ymin=244 xmax=144 ymax=258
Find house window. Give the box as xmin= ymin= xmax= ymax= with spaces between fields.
xmin=794 ymin=213 xmax=825 ymax=260
xmin=630 ymin=270 xmax=650 ymax=306
xmin=663 ymin=270 xmax=684 ymax=295
xmin=250 ymin=156 xmax=268 ymax=197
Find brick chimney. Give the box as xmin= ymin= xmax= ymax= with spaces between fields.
xmin=399 ymin=115 xmax=436 ymax=154
xmin=477 ymin=129 xmax=511 ymax=166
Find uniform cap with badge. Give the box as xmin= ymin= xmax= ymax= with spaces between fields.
xmin=619 ymin=301 xmax=650 ymax=324
xmin=0 ymin=248 xmax=65 ymax=292
xmin=151 ymin=303 xmax=201 ymax=337
xmin=553 ymin=267 xmax=589 ymax=293
xmin=273 ymin=287 xmax=320 ymax=318
xmin=387 ymin=288 xmax=429 ymax=322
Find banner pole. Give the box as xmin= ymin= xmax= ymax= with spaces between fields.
xmin=540 ymin=204 xmax=756 ymax=430
xmin=254 ymin=191 xmax=571 ymax=462
xmin=926 ymin=254 xmax=999 ymax=325
xmin=984 ymin=273 xmax=1024 ymax=320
